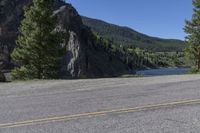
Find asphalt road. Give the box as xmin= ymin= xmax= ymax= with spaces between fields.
xmin=0 ymin=75 xmax=200 ymax=133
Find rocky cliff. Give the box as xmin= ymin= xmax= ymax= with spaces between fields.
xmin=0 ymin=0 xmax=128 ymax=78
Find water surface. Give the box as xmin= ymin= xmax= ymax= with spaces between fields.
xmin=136 ymin=67 xmax=189 ymax=76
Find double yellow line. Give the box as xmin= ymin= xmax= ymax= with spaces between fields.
xmin=1 ymin=98 xmax=200 ymax=129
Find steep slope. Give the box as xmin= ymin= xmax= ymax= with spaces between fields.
xmin=82 ymin=16 xmax=186 ymax=52
xmin=0 ymin=0 xmax=128 ymax=78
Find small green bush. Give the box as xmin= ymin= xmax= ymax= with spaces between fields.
xmin=189 ymin=67 xmax=200 ymax=74
xmin=11 ymin=66 xmax=35 ymax=80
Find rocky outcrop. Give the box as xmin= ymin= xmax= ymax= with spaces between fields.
xmin=0 ymin=0 xmax=128 ymax=78
xmin=0 ymin=0 xmax=33 ymax=71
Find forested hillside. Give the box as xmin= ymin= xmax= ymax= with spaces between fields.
xmin=82 ymin=16 xmax=186 ymax=52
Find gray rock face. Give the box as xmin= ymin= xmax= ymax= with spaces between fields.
xmin=0 ymin=0 xmax=128 ymax=78
xmin=0 ymin=0 xmax=32 ymax=70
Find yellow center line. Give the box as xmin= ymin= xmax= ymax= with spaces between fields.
xmin=1 ymin=98 xmax=200 ymax=129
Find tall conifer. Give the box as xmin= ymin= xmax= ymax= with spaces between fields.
xmin=185 ymin=0 xmax=200 ymax=71
xmin=12 ymin=0 xmax=64 ymax=79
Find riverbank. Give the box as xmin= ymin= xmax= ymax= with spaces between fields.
xmin=2 ymin=67 xmax=191 ymax=82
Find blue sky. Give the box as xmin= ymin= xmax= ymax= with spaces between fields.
xmin=67 ymin=0 xmax=193 ymax=40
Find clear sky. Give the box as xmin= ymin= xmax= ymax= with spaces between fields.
xmin=66 ymin=0 xmax=193 ymax=40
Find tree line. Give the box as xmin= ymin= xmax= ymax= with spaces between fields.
xmin=95 ymin=34 xmax=186 ymax=70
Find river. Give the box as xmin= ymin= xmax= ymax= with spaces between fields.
xmin=136 ymin=67 xmax=189 ymax=76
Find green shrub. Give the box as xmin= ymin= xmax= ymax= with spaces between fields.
xmin=11 ymin=66 xmax=35 ymax=80
xmin=189 ymin=67 xmax=200 ymax=74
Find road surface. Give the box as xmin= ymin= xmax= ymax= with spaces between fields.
xmin=0 ymin=75 xmax=200 ymax=133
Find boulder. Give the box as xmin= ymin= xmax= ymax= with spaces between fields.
xmin=0 ymin=71 xmax=6 ymax=82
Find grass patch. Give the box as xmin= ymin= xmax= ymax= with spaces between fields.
xmin=119 ymin=74 xmax=144 ymax=78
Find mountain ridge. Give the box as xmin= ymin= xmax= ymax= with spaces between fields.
xmin=82 ymin=16 xmax=186 ymax=52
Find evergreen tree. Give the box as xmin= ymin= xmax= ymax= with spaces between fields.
xmin=184 ymin=0 xmax=200 ymax=71
xmin=11 ymin=0 xmax=64 ymax=79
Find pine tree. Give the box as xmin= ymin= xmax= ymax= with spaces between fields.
xmin=11 ymin=0 xmax=64 ymax=79
xmin=184 ymin=0 xmax=200 ymax=72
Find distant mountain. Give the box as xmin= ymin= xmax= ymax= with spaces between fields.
xmin=82 ymin=16 xmax=186 ymax=52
